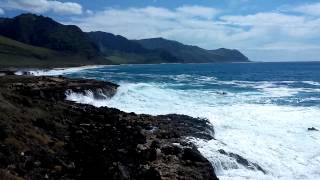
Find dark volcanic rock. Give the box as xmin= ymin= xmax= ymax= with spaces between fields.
xmin=218 ymin=149 xmax=266 ymax=174
xmin=0 ymin=70 xmax=15 ymax=76
xmin=0 ymin=75 xmax=218 ymax=180
xmin=308 ymin=127 xmax=319 ymax=131
xmin=3 ymin=76 xmax=118 ymax=101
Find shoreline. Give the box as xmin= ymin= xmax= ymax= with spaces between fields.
xmin=0 ymin=75 xmax=219 ymax=179
xmin=15 ymin=65 xmax=112 ymax=76
xmin=1 ymin=61 xmax=256 ymax=76
xmin=5 ymin=61 xmax=317 ymax=78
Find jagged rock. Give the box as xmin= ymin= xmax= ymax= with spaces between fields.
xmin=115 ymin=163 xmax=130 ymax=180
xmin=183 ymin=147 xmax=208 ymax=162
xmin=0 ymin=123 xmax=8 ymax=140
xmin=0 ymin=75 xmax=219 ymax=180
xmin=218 ymin=149 xmax=266 ymax=174
xmin=308 ymin=127 xmax=319 ymax=131
xmin=161 ymin=144 xmax=183 ymax=155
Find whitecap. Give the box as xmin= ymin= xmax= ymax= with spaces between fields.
xmin=27 ymin=65 xmax=110 ymax=76
xmin=64 ymin=80 xmax=320 ymax=180
xmin=303 ymin=81 xmax=320 ymax=86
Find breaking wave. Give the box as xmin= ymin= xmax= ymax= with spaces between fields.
xmin=58 ymin=63 xmax=320 ymax=179
xmin=20 ymin=65 xmax=109 ymax=76
xmin=66 ymin=81 xmax=320 ymax=180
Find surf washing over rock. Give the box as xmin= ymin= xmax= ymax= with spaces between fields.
xmin=17 ymin=65 xmax=109 ymax=76
xmin=57 ymin=62 xmax=320 ymax=180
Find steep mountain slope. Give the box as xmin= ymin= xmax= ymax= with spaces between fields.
xmin=0 ymin=13 xmax=98 ymax=58
xmin=136 ymin=38 xmax=249 ymax=62
xmin=0 ymin=35 xmax=105 ymax=68
xmin=210 ymin=48 xmax=249 ymax=62
xmin=88 ymin=31 xmax=178 ymax=64
xmin=0 ymin=13 xmax=249 ymax=67
xmin=88 ymin=31 xmax=148 ymax=54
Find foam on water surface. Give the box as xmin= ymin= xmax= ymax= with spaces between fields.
xmin=24 ymin=65 xmax=109 ymax=76
xmin=62 ymin=63 xmax=320 ymax=179
xmin=65 ymin=81 xmax=320 ymax=180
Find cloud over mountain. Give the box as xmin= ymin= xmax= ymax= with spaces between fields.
xmin=0 ymin=0 xmax=83 ymax=15
xmin=2 ymin=0 xmax=320 ymax=61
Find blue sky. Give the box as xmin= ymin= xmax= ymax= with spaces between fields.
xmin=1 ymin=0 xmax=320 ymax=62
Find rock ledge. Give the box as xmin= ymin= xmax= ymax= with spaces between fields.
xmin=0 ymin=75 xmax=218 ymax=180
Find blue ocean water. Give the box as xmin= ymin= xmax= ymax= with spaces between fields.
xmin=66 ymin=62 xmax=320 ymax=107
xmin=31 ymin=62 xmax=320 ymax=180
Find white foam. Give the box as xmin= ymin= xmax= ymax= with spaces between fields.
xmin=66 ymin=82 xmax=320 ymax=180
xmin=27 ymin=65 xmax=109 ymax=76
xmin=194 ymin=104 xmax=320 ymax=180
xmin=260 ymin=86 xmax=300 ymax=97
xmin=303 ymin=81 xmax=320 ymax=86
xmin=14 ymin=71 xmax=23 ymax=75
xmin=253 ymin=82 xmax=320 ymax=97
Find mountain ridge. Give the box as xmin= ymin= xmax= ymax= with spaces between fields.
xmin=136 ymin=38 xmax=249 ymax=63
xmin=0 ymin=13 xmax=249 ymax=67
xmin=87 ymin=31 xmax=179 ymax=64
xmin=0 ymin=13 xmax=99 ymax=58
xmin=0 ymin=35 xmax=107 ymax=68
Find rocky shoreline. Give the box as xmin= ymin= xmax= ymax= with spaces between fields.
xmin=0 ymin=75 xmax=219 ymax=179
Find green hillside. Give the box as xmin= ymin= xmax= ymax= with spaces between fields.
xmin=0 ymin=35 xmax=106 ymax=68
xmin=88 ymin=31 xmax=178 ymax=64
xmin=0 ymin=14 xmax=249 ymax=68
xmin=136 ymin=38 xmax=249 ymax=62
xmin=0 ymin=14 xmax=98 ymax=57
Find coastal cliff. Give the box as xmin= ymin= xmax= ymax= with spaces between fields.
xmin=0 ymin=75 xmax=218 ymax=180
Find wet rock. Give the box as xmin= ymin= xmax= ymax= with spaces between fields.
xmin=138 ymin=167 xmax=161 ymax=180
xmin=157 ymin=114 xmax=215 ymax=140
xmin=0 ymin=124 xmax=8 ymax=140
xmin=216 ymin=91 xmax=227 ymax=95
xmin=161 ymin=144 xmax=182 ymax=155
xmin=183 ymin=147 xmax=208 ymax=162
xmin=218 ymin=149 xmax=266 ymax=174
xmin=150 ymin=140 xmax=161 ymax=149
xmin=53 ymin=165 xmax=62 ymax=172
xmin=33 ymin=161 xmax=41 ymax=167
xmin=0 ymin=70 xmax=15 ymax=75
xmin=308 ymin=127 xmax=319 ymax=131
xmin=115 ymin=163 xmax=130 ymax=180
xmin=0 ymin=75 xmax=219 ymax=180
xmin=0 ymin=169 xmax=23 ymax=180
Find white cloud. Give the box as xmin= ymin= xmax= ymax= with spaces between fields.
xmin=67 ymin=4 xmax=320 ymax=61
xmin=176 ymin=5 xmax=220 ymax=19
xmin=0 ymin=7 xmax=4 ymax=15
xmin=220 ymin=12 xmax=320 ymax=38
xmin=0 ymin=0 xmax=83 ymax=15
xmin=68 ymin=6 xmax=227 ymax=48
xmin=218 ymin=10 xmax=320 ymax=61
xmin=71 ymin=6 xmax=319 ymax=46
xmin=221 ymin=13 xmax=305 ymax=27
xmin=292 ymin=3 xmax=320 ymax=16
xmin=86 ymin=9 xmax=93 ymax=15
xmin=1 ymin=1 xmax=319 ymax=61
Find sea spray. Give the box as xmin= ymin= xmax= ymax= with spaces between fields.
xmin=63 ymin=63 xmax=320 ymax=179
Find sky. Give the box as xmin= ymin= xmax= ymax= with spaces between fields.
xmin=1 ymin=0 xmax=320 ymax=62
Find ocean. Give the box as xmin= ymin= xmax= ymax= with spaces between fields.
xmin=31 ymin=62 xmax=320 ymax=180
